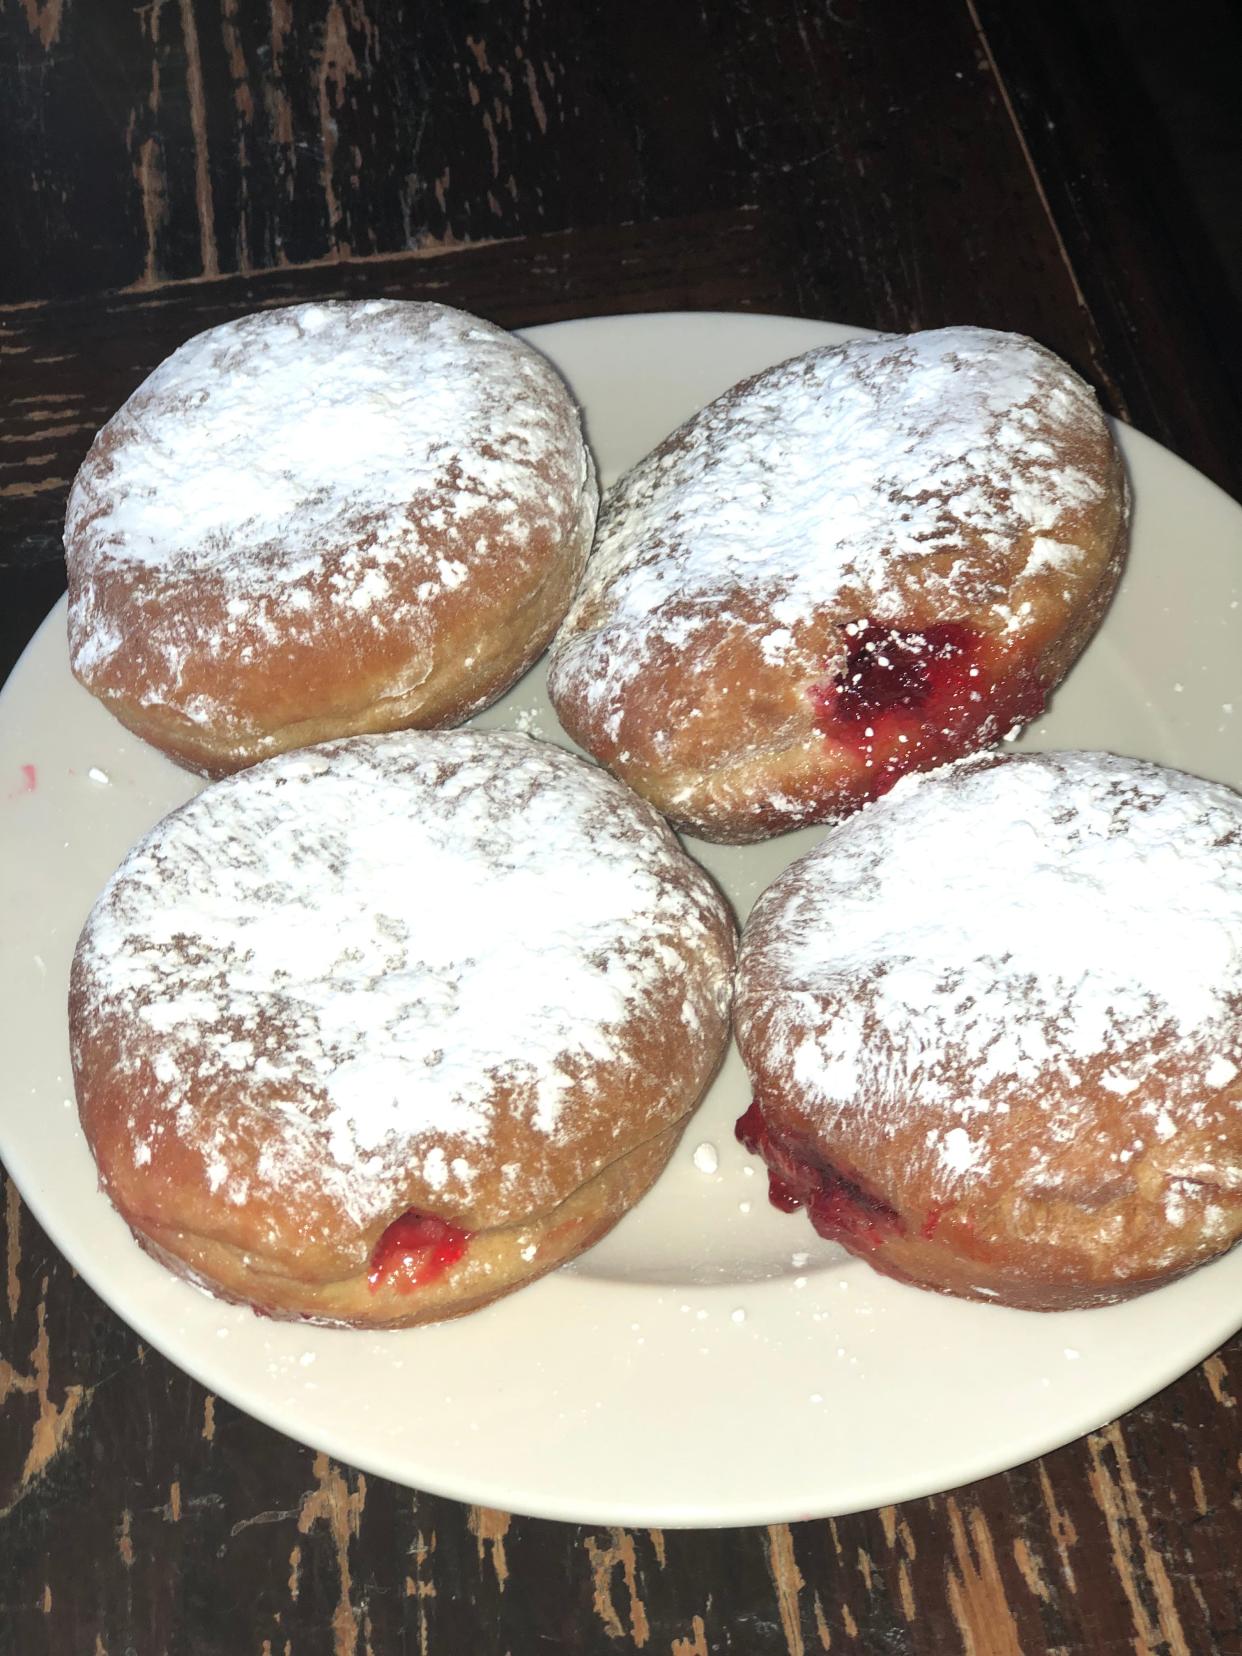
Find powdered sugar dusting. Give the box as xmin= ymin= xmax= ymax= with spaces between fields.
xmin=73 ymin=731 xmax=735 ymax=1230
xmin=550 ymin=327 xmax=1108 ymax=724
xmin=738 ymin=752 xmax=1242 ymax=1198
xmin=66 ymin=300 xmax=594 ymax=719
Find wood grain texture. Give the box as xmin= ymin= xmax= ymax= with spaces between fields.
xmin=5 ymin=1163 xmax=1242 ymax=1653
xmin=3 ymin=0 xmax=1242 ymax=1651
xmin=972 ymin=0 xmax=1242 ymax=497
xmin=0 ymin=0 xmax=1105 ymax=361
xmin=5 ymin=0 xmax=1238 ymax=490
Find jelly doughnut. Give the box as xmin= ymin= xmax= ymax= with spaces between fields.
xmin=734 ymin=751 xmax=1242 ymax=1310
xmin=548 ymin=328 xmax=1127 ymax=842
xmin=70 ymin=731 xmax=736 ymax=1327
xmin=66 ymin=300 xmax=597 ymax=775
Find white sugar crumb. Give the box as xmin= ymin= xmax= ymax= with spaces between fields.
xmin=551 ymin=327 xmax=1108 ymax=744
xmin=759 ymin=628 xmax=795 ymax=664
xmin=1100 ymin=1069 xmax=1141 ymax=1096
xmin=87 ymin=766 xmax=110 ymax=785
xmin=1022 ymin=536 xmax=1080 ymax=578
xmin=422 ymin=1147 xmax=450 ymax=1191
xmin=75 ymin=731 xmax=734 ymax=1232
xmin=692 ymin=1141 xmax=719 ymax=1175
xmin=1205 ymin=1056 xmax=1238 ymax=1089
xmin=939 ymin=1126 xmax=984 ymax=1176
xmin=739 ymin=751 xmax=1242 ymax=1203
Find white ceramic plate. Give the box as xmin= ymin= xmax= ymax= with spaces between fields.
xmin=2 ymin=312 xmax=1241 ymax=1528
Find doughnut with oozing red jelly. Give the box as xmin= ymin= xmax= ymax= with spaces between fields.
xmin=548 ymin=327 xmax=1127 ymax=843
xmin=70 ymin=730 xmax=736 ymax=1327
xmin=734 ymin=751 xmax=1242 ymax=1310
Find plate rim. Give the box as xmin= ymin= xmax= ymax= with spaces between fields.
xmin=3 ymin=308 xmax=1242 ymax=1528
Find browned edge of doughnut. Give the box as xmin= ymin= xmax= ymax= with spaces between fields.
xmin=72 ymin=488 xmax=596 ymax=779
xmin=842 ymin=1219 xmax=1239 ymax=1312
xmin=121 ymin=1114 xmax=690 ymax=1329
xmin=731 ymin=1065 xmax=1242 ymax=1314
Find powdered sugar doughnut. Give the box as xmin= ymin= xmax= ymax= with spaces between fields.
xmin=734 ymin=751 xmax=1242 ymax=1310
xmin=548 ymin=328 xmax=1127 ymax=843
xmin=66 ymin=300 xmax=597 ymax=775
xmin=70 ymin=731 xmax=736 ymax=1327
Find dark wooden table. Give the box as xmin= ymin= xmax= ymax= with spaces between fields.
xmin=3 ymin=4 xmax=1242 ymax=1651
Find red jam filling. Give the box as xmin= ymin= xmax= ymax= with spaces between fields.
xmin=367 ymin=1209 xmax=471 ymax=1293
xmin=735 ymin=1097 xmax=904 ymax=1250
xmin=809 ymin=618 xmax=1047 ymax=798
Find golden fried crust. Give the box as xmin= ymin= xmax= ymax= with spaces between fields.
xmin=549 ymin=327 xmax=1129 ymax=843
xmin=94 ymin=1107 xmax=689 ymax=1330
xmin=71 ymin=732 xmax=737 ymax=1327
xmin=734 ymin=752 xmax=1242 ymax=1310
xmin=739 ymin=1026 xmax=1242 ymax=1311
xmin=66 ymin=301 xmax=598 ymax=776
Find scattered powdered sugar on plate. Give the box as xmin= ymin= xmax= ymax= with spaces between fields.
xmin=72 ymin=731 xmax=735 ymax=1231
xmin=550 ymin=327 xmax=1109 ymax=725
xmin=692 ymin=1141 xmax=719 ymax=1175
xmin=738 ymin=751 xmax=1242 ymax=1198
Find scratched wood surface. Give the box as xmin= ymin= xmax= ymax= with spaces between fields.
xmin=3 ymin=2 xmax=1242 ymax=1652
